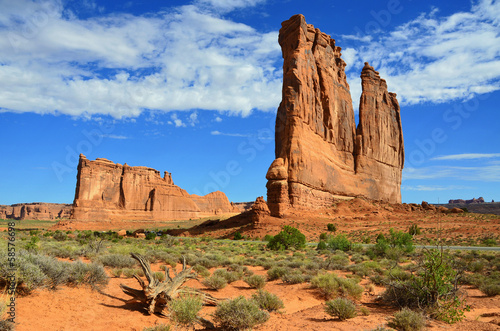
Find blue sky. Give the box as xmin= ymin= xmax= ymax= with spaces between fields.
xmin=0 ymin=0 xmax=499 ymax=205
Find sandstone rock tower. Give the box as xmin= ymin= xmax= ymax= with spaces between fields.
xmin=266 ymin=15 xmax=404 ymax=217
xmin=71 ymin=155 xmax=237 ymax=221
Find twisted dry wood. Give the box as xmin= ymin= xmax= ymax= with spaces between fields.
xmin=120 ymin=253 xmax=221 ymax=315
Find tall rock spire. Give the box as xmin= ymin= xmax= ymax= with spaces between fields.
xmin=267 ymin=15 xmax=404 ymax=217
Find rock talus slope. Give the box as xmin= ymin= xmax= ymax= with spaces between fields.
xmin=71 ymin=155 xmax=237 ymax=221
xmin=267 ymin=14 xmax=404 ymax=217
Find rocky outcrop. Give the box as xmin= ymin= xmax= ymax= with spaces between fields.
xmin=71 ymin=155 xmax=238 ymax=221
xmin=0 ymin=203 xmax=71 ymax=220
xmin=266 ymin=15 xmax=404 ymax=217
xmin=449 ymin=197 xmax=485 ymax=204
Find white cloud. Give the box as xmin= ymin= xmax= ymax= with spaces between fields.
xmin=344 ymin=0 xmax=500 ymax=107
xmin=403 ymin=163 xmax=500 ymax=181
xmin=189 ymin=112 xmax=198 ymax=127
xmin=170 ymin=113 xmax=185 ymax=127
xmin=211 ymin=130 xmax=250 ymax=137
xmin=0 ymin=0 xmax=281 ymax=119
xmin=102 ymin=134 xmax=128 ymax=139
xmin=215 ymin=116 xmax=222 ymax=122
xmin=431 ymin=153 xmax=500 ymax=161
xmin=402 ymin=185 xmax=474 ymax=191
xmin=195 ymin=0 xmax=266 ymax=12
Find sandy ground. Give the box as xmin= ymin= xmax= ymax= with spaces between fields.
xmin=11 ymin=199 xmax=500 ymax=330
xmin=15 ymin=263 xmax=500 ymax=331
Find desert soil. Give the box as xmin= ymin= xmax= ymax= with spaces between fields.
xmin=11 ymin=199 xmax=500 ymax=330
xmin=15 ymin=263 xmax=500 ymax=331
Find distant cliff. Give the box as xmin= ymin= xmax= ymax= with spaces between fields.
xmin=71 ymin=154 xmax=239 ymax=221
xmin=0 ymin=203 xmax=71 ymax=220
xmin=449 ymin=197 xmax=485 ymax=204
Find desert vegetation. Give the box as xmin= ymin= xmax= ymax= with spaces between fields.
xmin=0 ymin=219 xmax=499 ymax=330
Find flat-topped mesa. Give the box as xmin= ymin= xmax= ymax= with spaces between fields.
xmin=71 ymin=154 xmax=238 ymax=221
xmin=267 ymin=15 xmax=404 ymax=217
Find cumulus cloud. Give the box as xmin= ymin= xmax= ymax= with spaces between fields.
xmin=195 ymin=0 xmax=266 ymax=13
xmin=1 ymin=0 xmax=499 ymax=119
xmin=344 ymin=0 xmax=500 ymax=109
xmin=431 ymin=153 xmax=500 ymax=161
xmin=0 ymin=0 xmax=281 ymax=119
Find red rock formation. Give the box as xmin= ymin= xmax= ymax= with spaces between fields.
xmin=71 ymin=155 xmax=238 ymax=221
xmin=267 ymin=15 xmax=404 ymax=217
xmin=449 ymin=197 xmax=485 ymax=204
xmin=0 ymin=203 xmax=71 ymax=220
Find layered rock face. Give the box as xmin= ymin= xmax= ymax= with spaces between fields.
xmin=267 ymin=15 xmax=404 ymax=217
xmin=71 ymin=155 xmax=238 ymax=221
xmin=0 ymin=203 xmax=71 ymax=220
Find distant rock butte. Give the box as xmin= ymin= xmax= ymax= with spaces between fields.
xmin=449 ymin=197 xmax=485 ymax=204
xmin=0 ymin=203 xmax=71 ymax=220
xmin=71 ymin=154 xmax=238 ymax=221
xmin=266 ymin=15 xmax=404 ymax=217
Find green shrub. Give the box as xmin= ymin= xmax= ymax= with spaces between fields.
xmin=53 ymin=231 xmax=67 ymax=241
xmin=319 ymin=233 xmax=328 ymax=240
xmin=311 ymin=273 xmax=363 ymax=300
xmin=111 ymin=268 xmax=123 ymax=278
xmin=11 ymin=256 xmax=47 ymax=294
xmin=245 ymin=275 xmax=266 ymax=289
xmin=317 ymin=241 xmax=327 ymax=250
xmin=234 ymin=231 xmax=243 ymax=240
xmin=145 ymin=232 xmax=156 ymax=240
xmin=267 ymin=266 xmax=289 ymax=281
xmin=27 ymin=254 xmax=69 ymax=289
xmin=68 ymin=260 xmax=109 ymax=289
xmin=408 ymin=224 xmax=421 ymax=236
xmin=263 ymin=234 xmax=273 ymax=242
xmin=324 ymin=298 xmax=357 ymax=321
xmin=478 ymin=273 xmax=500 ymax=296
xmin=213 ymin=296 xmax=269 ymax=330
xmin=388 ymin=228 xmax=414 ymax=253
xmin=322 ymin=252 xmax=350 ymax=270
xmin=212 ymin=269 xmax=241 ymax=284
xmin=388 ymin=308 xmax=426 ymax=331
xmin=122 ymin=268 xmax=140 ymax=278
xmin=383 ymin=249 xmax=467 ymax=323
xmin=153 ymin=271 xmax=166 ymax=282
xmin=267 ymin=226 xmax=306 ymax=250
xmin=251 ymin=290 xmax=284 ymax=312
xmin=359 ymin=306 xmax=370 ymax=316
xmin=281 ymin=270 xmax=306 ymax=284
xmin=479 ymin=282 xmax=500 ymax=296
xmin=202 ymin=275 xmax=227 ymax=290
xmin=349 ymin=261 xmax=382 ymax=278
xmin=327 ymin=223 xmax=337 ymax=232
xmin=168 ymin=294 xmax=203 ymax=328
xmin=25 ymin=236 xmax=40 ymax=252
xmin=327 ymin=234 xmax=352 ymax=251
xmin=193 ymin=264 xmax=211 ymax=278
xmin=96 ymin=254 xmax=137 ymax=268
